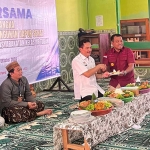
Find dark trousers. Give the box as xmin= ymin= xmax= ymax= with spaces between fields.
xmin=79 ymin=91 xmax=103 ymax=103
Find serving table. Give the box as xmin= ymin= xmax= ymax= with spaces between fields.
xmin=53 ymin=93 xmax=150 ymax=150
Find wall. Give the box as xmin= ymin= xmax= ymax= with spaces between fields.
xmin=55 ymin=0 xmax=88 ymax=31
xmin=120 ymin=0 xmax=148 ymax=20
xmin=120 ymin=0 xmax=150 ymax=81
xmin=33 ymin=0 xmax=150 ymax=92
xmin=56 ymin=0 xmax=117 ymax=32
xmin=88 ymin=0 xmax=117 ymax=31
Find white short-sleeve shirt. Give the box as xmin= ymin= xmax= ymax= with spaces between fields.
xmin=72 ymin=53 xmax=105 ymax=99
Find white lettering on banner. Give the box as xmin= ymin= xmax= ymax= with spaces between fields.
xmin=0 ymin=38 xmax=49 ymax=48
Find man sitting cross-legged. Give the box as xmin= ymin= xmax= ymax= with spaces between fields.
xmin=0 ymin=61 xmax=52 ymax=123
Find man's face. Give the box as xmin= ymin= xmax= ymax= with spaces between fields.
xmin=79 ymin=42 xmax=92 ymax=57
xmin=111 ymin=36 xmax=123 ymax=51
xmin=10 ymin=66 xmax=23 ymax=80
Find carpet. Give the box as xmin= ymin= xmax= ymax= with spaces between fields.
xmin=0 ymin=89 xmax=150 ymax=149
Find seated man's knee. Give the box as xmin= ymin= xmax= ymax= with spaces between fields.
xmin=0 ymin=116 xmax=5 ymax=127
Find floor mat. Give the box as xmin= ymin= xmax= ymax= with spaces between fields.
xmin=0 ymin=91 xmax=150 ymax=150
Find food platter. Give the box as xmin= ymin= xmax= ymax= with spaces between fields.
xmin=79 ymin=106 xmax=113 ymax=116
xmin=109 ymin=71 xmax=121 ymax=76
xmin=90 ymin=107 xmax=113 ymax=116
xmin=98 ymin=97 xmax=124 ymax=107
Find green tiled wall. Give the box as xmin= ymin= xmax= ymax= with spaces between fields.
xmin=33 ymin=31 xmax=79 ymax=92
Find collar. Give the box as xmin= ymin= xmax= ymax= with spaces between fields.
xmin=10 ymin=77 xmax=22 ymax=86
xmin=79 ymin=53 xmax=88 ymax=60
xmin=112 ymin=46 xmax=124 ymax=53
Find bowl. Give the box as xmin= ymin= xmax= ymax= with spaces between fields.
xmin=139 ymin=88 xmax=150 ymax=94
xmin=121 ymin=97 xmax=133 ymax=103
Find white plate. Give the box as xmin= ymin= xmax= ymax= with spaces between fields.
xmin=98 ymin=97 xmax=119 ymax=100
xmin=109 ymin=72 xmax=121 ymax=76
xmin=68 ymin=116 xmax=95 ymax=123
xmin=70 ymin=110 xmax=90 ymax=116
xmin=121 ymin=86 xmax=139 ymax=90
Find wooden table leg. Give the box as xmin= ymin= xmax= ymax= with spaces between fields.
xmin=62 ymin=129 xmax=69 ymax=150
xmin=84 ymin=139 xmax=91 ymax=150
xmin=61 ymin=129 xmax=91 ymax=150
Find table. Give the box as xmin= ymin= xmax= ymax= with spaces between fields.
xmin=53 ymin=93 xmax=150 ymax=150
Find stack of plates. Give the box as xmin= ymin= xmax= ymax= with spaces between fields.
xmin=68 ymin=110 xmax=95 ymax=123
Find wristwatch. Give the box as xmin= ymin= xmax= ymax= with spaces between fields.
xmin=123 ymin=71 xmax=127 ymax=76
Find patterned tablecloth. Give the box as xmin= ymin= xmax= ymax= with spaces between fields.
xmin=53 ymin=93 xmax=150 ymax=150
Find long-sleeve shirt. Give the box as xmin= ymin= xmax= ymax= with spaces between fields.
xmin=0 ymin=76 xmax=35 ymax=114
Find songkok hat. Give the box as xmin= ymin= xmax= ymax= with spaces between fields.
xmin=6 ymin=61 xmax=20 ymax=72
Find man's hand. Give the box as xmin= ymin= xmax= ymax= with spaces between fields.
xmin=119 ymin=70 xmax=127 ymax=76
xmin=27 ymin=102 xmax=37 ymax=109
xmin=18 ymin=96 xmax=23 ymax=102
xmin=102 ymin=71 xmax=110 ymax=78
xmin=97 ymin=64 xmax=106 ymax=71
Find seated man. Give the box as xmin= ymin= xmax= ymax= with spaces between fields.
xmin=72 ymin=39 xmax=110 ymax=103
xmin=0 ymin=61 xmax=52 ymax=123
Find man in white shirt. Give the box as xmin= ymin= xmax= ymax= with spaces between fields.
xmin=72 ymin=39 xmax=110 ymax=103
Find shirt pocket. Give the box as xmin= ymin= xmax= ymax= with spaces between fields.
xmin=120 ymin=55 xmax=127 ymax=61
xmin=119 ymin=55 xmax=127 ymax=68
xmin=109 ymin=56 xmax=116 ymax=63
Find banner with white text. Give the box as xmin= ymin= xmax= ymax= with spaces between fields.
xmin=0 ymin=0 xmax=60 ymax=84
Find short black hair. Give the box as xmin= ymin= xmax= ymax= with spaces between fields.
xmin=111 ymin=34 xmax=122 ymax=41
xmin=79 ymin=39 xmax=90 ymax=48
xmin=7 ymin=68 xmax=14 ymax=78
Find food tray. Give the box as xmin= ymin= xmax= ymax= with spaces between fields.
xmin=98 ymin=97 xmax=124 ymax=107
xmin=121 ymin=87 xmax=139 ymax=96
